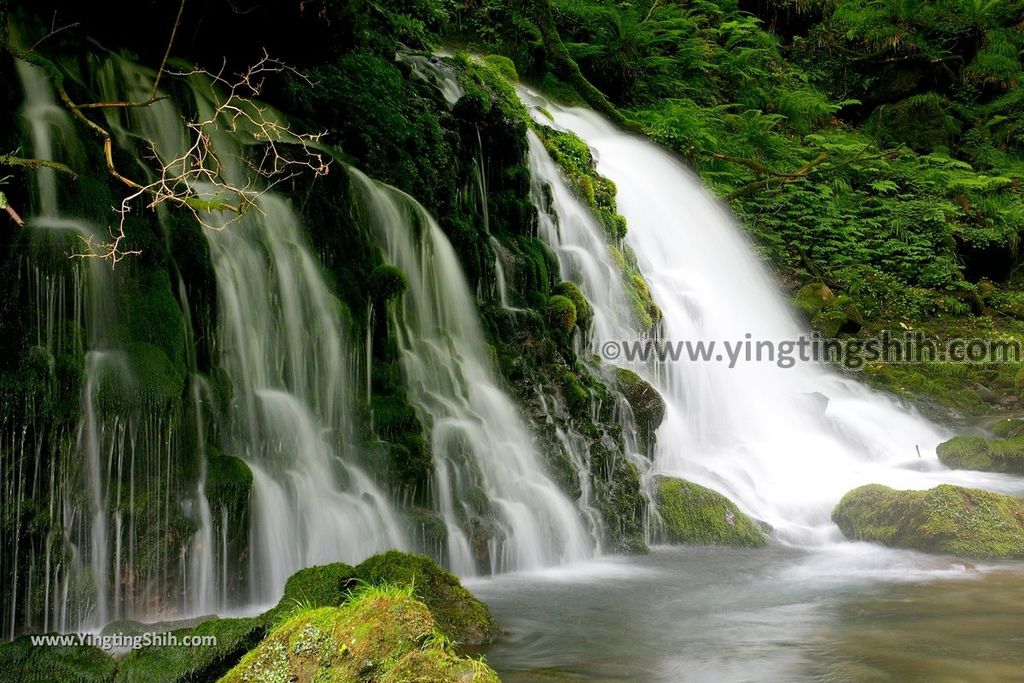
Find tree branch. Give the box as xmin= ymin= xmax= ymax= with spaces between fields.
xmin=0 ymin=154 xmax=78 ymax=178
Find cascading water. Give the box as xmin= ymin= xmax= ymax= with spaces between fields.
xmin=348 ymin=168 xmax=591 ymax=576
xmin=519 ymin=88 xmax=1024 ymax=545
xmin=4 ymin=51 xmax=410 ymax=634
xmin=7 ymin=58 xmax=195 ymax=632
xmin=117 ymin=62 xmax=408 ymax=600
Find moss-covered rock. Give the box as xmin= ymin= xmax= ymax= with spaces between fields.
xmin=832 ymin=483 xmax=1024 ymax=559
xmin=368 ymin=264 xmax=409 ymax=303
xmin=613 ymin=368 xmax=665 ymax=455
xmin=204 ymin=454 xmax=252 ymax=521
xmin=793 ymin=282 xmax=862 ymax=337
xmin=546 ymin=294 xmax=577 ymax=334
xmin=654 ymin=476 xmax=767 ymax=547
xmin=221 ymin=587 xmax=499 ymax=683
xmin=991 ymin=419 xmax=1024 ymax=440
xmin=936 ymin=434 xmax=1024 ymax=474
xmin=355 ymin=551 xmax=499 ymax=645
xmin=262 ymin=562 xmax=358 ymax=625
xmin=113 ymin=617 xmax=265 ymax=683
xmin=553 ymin=281 xmax=593 ymax=331
xmin=0 ymin=636 xmax=115 ymax=683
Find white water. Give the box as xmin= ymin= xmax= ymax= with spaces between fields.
xmin=519 ymin=89 xmax=1024 ymax=545
xmin=181 ymin=79 xmax=406 ymax=600
xmin=55 ymin=57 xmax=405 ymax=618
xmin=348 ymin=168 xmax=592 ymax=576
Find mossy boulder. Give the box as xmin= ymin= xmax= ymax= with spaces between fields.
xmin=832 ymin=483 xmax=1024 ymax=559
xmin=654 ymin=476 xmax=767 ymax=547
xmin=355 ymin=551 xmax=499 ymax=645
xmin=991 ymin=419 xmax=1024 ymax=439
xmin=553 ymin=281 xmax=593 ymax=331
xmin=546 ymin=294 xmax=577 ymax=334
xmin=936 ymin=435 xmax=1024 ymax=474
xmin=0 ymin=636 xmax=114 ymax=683
xmin=204 ymin=454 xmax=252 ymax=521
xmin=793 ymin=283 xmax=862 ymax=337
xmin=221 ymin=588 xmax=499 ymax=683
xmin=262 ymin=562 xmax=359 ymax=625
xmin=113 ymin=617 xmax=265 ymax=683
xmin=613 ymin=368 xmax=665 ymax=455
xmin=368 ymin=265 xmax=409 ymax=303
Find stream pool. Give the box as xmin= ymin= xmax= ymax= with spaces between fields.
xmin=472 ymin=545 xmax=1024 ymax=682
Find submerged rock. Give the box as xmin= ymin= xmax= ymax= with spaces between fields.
xmin=654 ymin=476 xmax=767 ymax=547
xmin=221 ymin=587 xmax=499 ymax=683
xmin=832 ymin=483 xmax=1024 ymax=559
xmin=936 ymin=434 xmax=1024 ymax=474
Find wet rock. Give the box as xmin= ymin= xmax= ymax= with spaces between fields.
xmin=833 ymin=483 xmax=1024 ymax=559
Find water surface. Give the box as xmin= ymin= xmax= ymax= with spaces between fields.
xmin=474 ymin=546 xmax=1024 ymax=682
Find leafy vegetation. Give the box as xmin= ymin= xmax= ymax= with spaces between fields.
xmin=446 ymin=0 xmax=1024 ymax=415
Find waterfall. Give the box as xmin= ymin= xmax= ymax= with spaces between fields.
xmin=518 ymin=89 xmax=1024 ymax=545
xmin=348 ymin=168 xmax=592 ymax=575
xmin=154 ymin=68 xmax=407 ymax=600
xmin=5 ymin=52 xmax=409 ymax=633
xmin=12 ymin=56 xmax=188 ymax=634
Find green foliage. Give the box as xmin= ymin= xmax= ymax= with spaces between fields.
xmin=554 ymin=281 xmax=593 ymax=330
xmin=833 ymin=483 xmax=1024 ymax=559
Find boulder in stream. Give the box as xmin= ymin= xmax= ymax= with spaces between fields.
xmin=833 ymin=483 xmax=1024 ymax=559
xmin=654 ymin=476 xmax=767 ymax=547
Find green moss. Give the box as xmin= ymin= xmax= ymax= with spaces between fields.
xmin=991 ymin=419 xmax=1024 ymax=439
xmin=222 ymin=587 xmax=499 ymax=683
xmin=368 ymin=265 xmax=409 ymax=303
xmin=546 ymin=294 xmax=577 ymax=334
xmin=205 ymin=454 xmax=252 ymax=516
xmin=113 ymin=617 xmax=265 ymax=683
xmin=936 ymin=434 xmax=1024 ymax=474
xmin=116 ymin=269 xmax=186 ymax=369
xmin=355 ymin=551 xmax=499 ymax=645
xmin=553 ymin=281 xmax=593 ymax=330
xmin=0 ymin=636 xmax=114 ymax=683
xmin=832 ymin=483 xmax=1024 ymax=559
xmin=655 ymin=476 xmax=767 ymax=547
xmin=613 ymin=368 xmax=665 ymax=454
xmin=793 ymin=283 xmax=862 ymax=337
xmin=263 ymin=563 xmax=358 ymax=625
